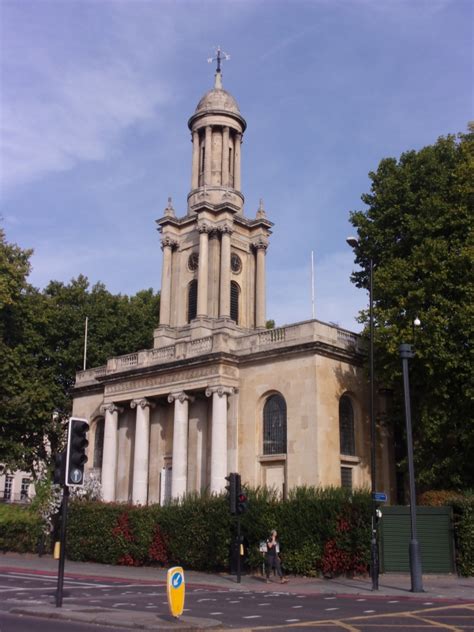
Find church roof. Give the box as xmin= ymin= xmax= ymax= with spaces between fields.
xmin=195 ymin=86 xmax=241 ymax=115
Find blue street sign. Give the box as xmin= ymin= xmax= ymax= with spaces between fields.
xmin=373 ymin=492 xmax=387 ymax=502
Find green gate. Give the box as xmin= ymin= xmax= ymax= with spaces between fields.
xmin=380 ymin=506 xmax=455 ymax=573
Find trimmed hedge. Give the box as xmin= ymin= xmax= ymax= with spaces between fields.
xmin=65 ymin=487 xmax=371 ymax=577
xmin=0 ymin=503 xmax=44 ymax=553
xmin=419 ymin=490 xmax=474 ymax=576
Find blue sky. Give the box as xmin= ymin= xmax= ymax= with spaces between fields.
xmin=1 ymin=0 xmax=472 ymax=331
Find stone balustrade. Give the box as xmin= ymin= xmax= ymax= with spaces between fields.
xmin=75 ymin=320 xmax=362 ymax=386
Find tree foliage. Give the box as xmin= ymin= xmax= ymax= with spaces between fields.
xmin=349 ymin=128 xmax=473 ymax=491
xmin=0 ymin=229 xmax=160 ymax=476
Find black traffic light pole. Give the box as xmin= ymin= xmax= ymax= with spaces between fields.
xmin=55 ymin=484 xmax=69 ymax=608
xmin=236 ymin=516 xmax=241 ymax=584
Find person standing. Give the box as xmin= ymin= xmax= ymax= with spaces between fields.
xmin=265 ymin=529 xmax=288 ymax=584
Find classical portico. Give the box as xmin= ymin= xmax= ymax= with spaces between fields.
xmin=72 ymin=56 xmax=396 ymax=506
xmin=95 ymin=380 xmax=236 ymax=503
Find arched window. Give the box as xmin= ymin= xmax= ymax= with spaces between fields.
xmin=188 ymin=279 xmax=197 ymax=322
xmin=339 ymin=395 xmax=355 ymax=456
xmin=230 ymin=281 xmax=239 ymax=323
xmin=263 ymin=394 xmax=287 ymax=455
xmin=93 ymin=418 xmax=105 ymax=469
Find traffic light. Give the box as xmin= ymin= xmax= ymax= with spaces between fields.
xmin=53 ymin=451 xmax=66 ymax=485
xmin=237 ymin=490 xmax=249 ymax=515
xmin=236 ymin=474 xmax=248 ymax=516
xmin=65 ymin=417 xmax=89 ymax=487
xmin=225 ymin=472 xmax=239 ymax=515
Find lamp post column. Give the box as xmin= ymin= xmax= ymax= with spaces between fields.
xmin=400 ymin=343 xmax=424 ymax=592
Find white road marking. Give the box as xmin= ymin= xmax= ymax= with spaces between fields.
xmin=197 ymin=598 xmax=216 ymax=602
xmin=324 ymin=596 xmax=336 ymax=600
xmin=325 ymin=607 xmax=339 ymax=611
xmin=292 ymin=605 xmax=303 ymax=609
xmin=112 ymin=603 xmax=129 ymax=607
xmin=357 ymin=598 xmax=367 ymax=602
xmin=364 ymin=609 xmax=376 ymax=613
xmin=388 ymin=600 xmax=399 ymax=603
xmin=257 ymin=603 xmax=271 ymax=606
xmin=286 ymin=619 xmax=300 ymax=623
xmin=243 ymin=615 xmax=261 ymax=619
xmin=423 ymin=602 xmax=434 ymax=605
xmin=209 ymin=612 xmax=223 ymax=615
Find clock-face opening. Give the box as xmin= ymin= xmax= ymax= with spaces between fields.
xmin=188 ymin=252 xmax=199 ymax=271
xmin=231 ymin=253 xmax=242 ymax=274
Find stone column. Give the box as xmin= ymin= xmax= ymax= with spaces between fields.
xmin=131 ymin=398 xmax=155 ymax=505
xmin=209 ymin=230 xmax=220 ymax=318
xmin=206 ymin=386 xmax=234 ymax=494
xmin=219 ymin=224 xmax=232 ymax=318
xmin=168 ymin=391 xmax=194 ymax=498
xmin=254 ymin=239 xmax=268 ymax=328
xmin=159 ymin=237 xmax=176 ymax=326
xmin=100 ymin=403 xmax=123 ymax=502
xmin=221 ymin=126 xmax=229 ymax=186
xmin=204 ymin=125 xmax=212 ymax=186
xmin=191 ymin=130 xmax=200 ymax=190
xmin=234 ymin=132 xmax=242 ymax=191
xmin=197 ymin=222 xmax=210 ymax=317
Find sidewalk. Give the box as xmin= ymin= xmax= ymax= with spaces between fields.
xmin=2 ymin=552 xmax=473 ymax=630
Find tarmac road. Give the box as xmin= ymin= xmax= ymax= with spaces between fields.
xmin=0 ymin=554 xmax=473 ymax=631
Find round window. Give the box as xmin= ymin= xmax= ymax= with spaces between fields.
xmin=231 ymin=253 xmax=242 ymax=274
xmin=188 ymin=252 xmax=199 ymax=271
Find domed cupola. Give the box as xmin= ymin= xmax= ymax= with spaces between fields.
xmin=187 ymin=49 xmax=246 ymax=214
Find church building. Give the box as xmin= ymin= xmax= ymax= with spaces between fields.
xmin=72 ymin=58 xmax=395 ymax=505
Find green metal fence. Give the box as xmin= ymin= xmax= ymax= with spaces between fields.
xmin=380 ymin=506 xmax=455 ymax=573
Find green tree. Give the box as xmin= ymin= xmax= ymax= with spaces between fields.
xmin=0 ymin=229 xmax=160 ymax=476
xmin=349 ymin=128 xmax=474 ymax=491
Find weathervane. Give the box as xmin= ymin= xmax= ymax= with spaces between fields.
xmin=207 ymin=46 xmax=230 ymax=73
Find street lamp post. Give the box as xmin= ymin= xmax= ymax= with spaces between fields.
xmin=399 ymin=343 xmax=424 ymax=592
xmin=346 ymin=237 xmax=379 ymax=591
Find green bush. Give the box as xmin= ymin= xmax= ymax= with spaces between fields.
xmin=0 ymin=486 xmax=373 ymax=577
xmin=0 ymin=504 xmax=44 ymax=553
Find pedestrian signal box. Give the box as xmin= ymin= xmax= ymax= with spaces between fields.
xmin=65 ymin=417 xmax=89 ymax=487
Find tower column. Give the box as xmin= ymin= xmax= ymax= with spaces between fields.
xmin=206 ymin=386 xmax=234 ymax=494
xmin=131 ymin=398 xmax=155 ymax=505
xmin=234 ymin=132 xmax=242 ymax=190
xmin=159 ymin=237 xmax=176 ymax=326
xmin=168 ymin=391 xmax=194 ymax=498
xmin=100 ymin=403 xmax=123 ymax=502
xmin=191 ymin=130 xmax=200 ymax=189
xmin=219 ymin=224 xmax=232 ymax=318
xmin=221 ymin=126 xmax=229 ymax=186
xmin=204 ymin=125 xmax=212 ymax=185
xmin=197 ymin=222 xmax=210 ymax=317
xmin=254 ymin=239 xmax=268 ymax=328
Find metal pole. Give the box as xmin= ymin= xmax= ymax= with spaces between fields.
xmin=369 ymin=259 xmax=379 ymax=590
xmin=56 ymin=485 xmax=69 ymax=607
xmin=83 ymin=316 xmax=88 ymax=371
xmin=236 ymin=516 xmax=241 ymax=584
xmin=399 ymin=343 xmax=424 ymax=592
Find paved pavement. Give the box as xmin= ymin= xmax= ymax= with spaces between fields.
xmin=1 ymin=552 xmax=473 ymax=630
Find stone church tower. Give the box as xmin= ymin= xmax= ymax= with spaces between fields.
xmin=72 ymin=62 xmax=396 ymax=506
xmin=156 ymin=62 xmax=272 ymax=342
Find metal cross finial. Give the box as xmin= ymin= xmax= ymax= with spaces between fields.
xmin=207 ymin=46 xmax=230 ymax=73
